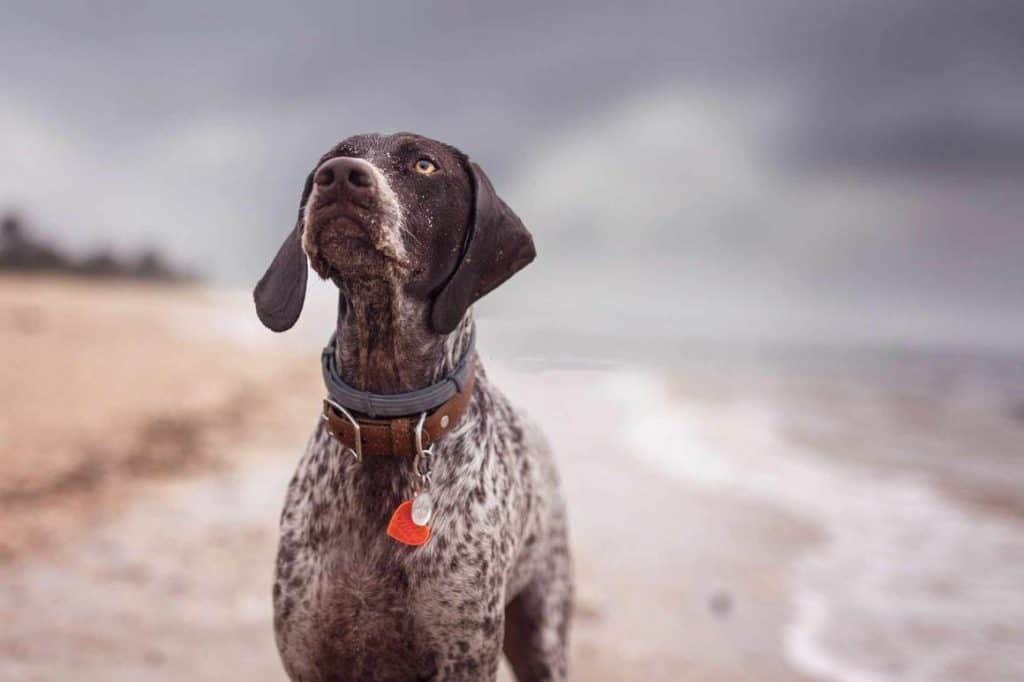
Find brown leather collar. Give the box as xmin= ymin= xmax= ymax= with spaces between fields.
xmin=322 ymin=360 xmax=476 ymax=458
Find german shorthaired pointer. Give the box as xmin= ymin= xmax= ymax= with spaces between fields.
xmin=253 ymin=133 xmax=572 ymax=681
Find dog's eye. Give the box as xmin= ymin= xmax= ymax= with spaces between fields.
xmin=413 ymin=159 xmax=438 ymax=175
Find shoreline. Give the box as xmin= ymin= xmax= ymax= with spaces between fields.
xmin=646 ymin=364 xmax=1024 ymax=682
xmin=5 ymin=276 xmax=1022 ymax=680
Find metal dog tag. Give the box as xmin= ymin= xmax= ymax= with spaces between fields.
xmin=411 ymin=490 xmax=433 ymax=526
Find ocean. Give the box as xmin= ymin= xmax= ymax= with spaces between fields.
xmin=594 ymin=350 xmax=1024 ymax=681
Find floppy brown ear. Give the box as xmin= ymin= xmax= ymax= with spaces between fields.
xmin=431 ymin=162 xmax=536 ymax=334
xmin=253 ymin=172 xmax=314 ymax=332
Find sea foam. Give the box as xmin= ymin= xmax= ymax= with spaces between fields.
xmin=602 ymin=371 xmax=1024 ymax=682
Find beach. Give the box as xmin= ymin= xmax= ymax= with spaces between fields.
xmin=2 ymin=275 xmax=1022 ymax=681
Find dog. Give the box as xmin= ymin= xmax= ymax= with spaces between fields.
xmin=253 ymin=133 xmax=572 ymax=681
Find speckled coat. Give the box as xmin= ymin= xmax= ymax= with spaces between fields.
xmin=273 ymin=321 xmax=572 ymax=681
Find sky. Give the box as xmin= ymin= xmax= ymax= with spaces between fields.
xmin=3 ymin=0 xmax=1023 ymax=352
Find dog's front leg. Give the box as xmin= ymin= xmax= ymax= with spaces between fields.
xmin=502 ymin=538 xmax=573 ymax=682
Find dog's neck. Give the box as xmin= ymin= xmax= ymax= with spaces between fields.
xmin=332 ymin=277 xmax=473 ymax=394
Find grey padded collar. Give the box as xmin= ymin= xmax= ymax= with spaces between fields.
xmin=321 ymin=327 xmax=476 ymax=418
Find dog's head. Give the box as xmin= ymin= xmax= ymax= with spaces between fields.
xmin=253 ymin=132 xmax=535 ymax=334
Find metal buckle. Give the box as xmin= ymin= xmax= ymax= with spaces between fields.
xmin=324 ymin=398 xmax=362 ymax=463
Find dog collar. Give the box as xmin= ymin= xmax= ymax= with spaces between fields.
xmin=320 ymin=329 xmax=477 ymax=459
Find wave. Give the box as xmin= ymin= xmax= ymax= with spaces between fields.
xmin=602 ymin=371 xmax=1024 ymax=682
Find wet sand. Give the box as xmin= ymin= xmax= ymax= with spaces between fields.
xmin=0 ymin=276 xmax=819 ymax=680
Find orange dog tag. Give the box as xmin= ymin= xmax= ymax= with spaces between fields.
xmin=387 ymin=500 xmax=431 ymax=546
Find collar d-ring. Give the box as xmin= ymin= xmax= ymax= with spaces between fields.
xmin=323 ymin=398 xmax=362 ymax=462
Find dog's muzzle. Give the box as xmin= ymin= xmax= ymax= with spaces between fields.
xmin=302 ymin=156 xmax=407 ymax=269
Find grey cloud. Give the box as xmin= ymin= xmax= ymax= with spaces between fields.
xmin=3 ymin=0 xmax=1023 ymax=349
xmin=779 ymin=0 xmax=1024 ymax=174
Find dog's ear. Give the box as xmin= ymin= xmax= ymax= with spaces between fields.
xmin=253 ymin=172 xmax=314 ymax=332
xmin=431 ymin=162 xmax=536 ymax=334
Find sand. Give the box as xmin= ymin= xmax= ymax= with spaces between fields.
xmin=0 ymin=276 xmax=322 ymax=561
xmin=13 ymin=275 xmax=1020 ymax=680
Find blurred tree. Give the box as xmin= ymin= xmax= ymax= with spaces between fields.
xmin=0 ymin=212 xmax=67 ymax=271
xmin=0 ymin=211 xmax=193 ymax=281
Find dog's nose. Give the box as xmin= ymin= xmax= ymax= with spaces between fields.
xmin=314 ymin=157 xmax=376 ymax=195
